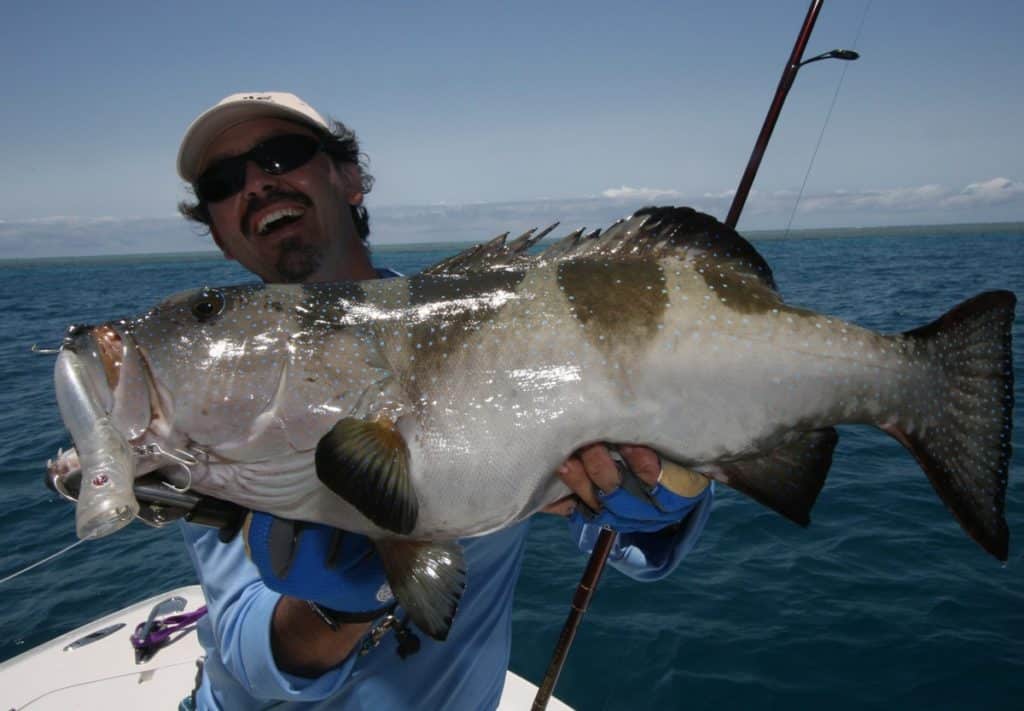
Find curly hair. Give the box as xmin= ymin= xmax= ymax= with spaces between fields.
xmin=177 ymin=119 xmax=375 ymax=241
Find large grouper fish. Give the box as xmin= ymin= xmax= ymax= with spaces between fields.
xmin=52 ymin=206 xmax=1015 ymax=640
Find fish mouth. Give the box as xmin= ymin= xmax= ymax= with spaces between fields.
xmin=52 ymin=323 xmax=188 ymax=503
xmin=60 ymin=324 xmax=117 ymax=413
xmin=63 ymin=322 xmax=169 ymax=446
xmin=92 ymin=325 xmax=124 ymax=390
xmin=120 ymin=335 xmax=176 ymax=446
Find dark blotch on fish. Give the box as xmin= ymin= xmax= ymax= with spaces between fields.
xmin=403 ymin=270 xmax=525 ymax=393
xmin=558 ymin=259 xmax=668 ymax=362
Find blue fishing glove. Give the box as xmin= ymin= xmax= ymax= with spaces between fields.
xmin=245 ymin=512 xmax=395 ymax=622
xmin=569 ymin=481 xmax=708 ymax=533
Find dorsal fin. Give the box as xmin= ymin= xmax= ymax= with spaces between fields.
xmin=540 ymin=226 xmax=588 ymax=261
xmin=544 ymin=206 xmax=776 ymax=290
xmin=422 ymin=223 xmax=559 ymax=275
xmin=421 ymin=206 xmax=776 ymax=291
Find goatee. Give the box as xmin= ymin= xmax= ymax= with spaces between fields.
xmin=276 ymin=237 xmax=323 ymax=283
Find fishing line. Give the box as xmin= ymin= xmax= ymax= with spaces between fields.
xmin=14 ymin=659 xmax=199 ymax=707
xmin=784 ymin=0 xmax=873 ymax=237
xmin=0 ymin=537 xmax=88 ymax=586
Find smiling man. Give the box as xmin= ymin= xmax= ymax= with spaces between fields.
xmin=174 ymin=92 xmax=713 ymax=710
xmin=179 ymin=101 xmax=377 ymax=284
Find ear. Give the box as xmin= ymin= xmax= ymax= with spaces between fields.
xmin=338 ymin=163 xmax=365 ymax=207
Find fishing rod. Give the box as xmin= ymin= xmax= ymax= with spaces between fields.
xmin=726 ymin=0 xmax=859 ymax=228
xmin=532 ymin=1 xmax=859 ymax=708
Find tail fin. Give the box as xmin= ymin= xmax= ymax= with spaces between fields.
xmin=884 ymin=290 xmax=1015 ymax=561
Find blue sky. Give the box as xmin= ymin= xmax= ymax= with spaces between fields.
xmin=1 ymin=0 xmax=1022 ymax=255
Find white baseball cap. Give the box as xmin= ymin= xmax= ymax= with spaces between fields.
xmin=177 ymin=92 xmax=330 ymax=183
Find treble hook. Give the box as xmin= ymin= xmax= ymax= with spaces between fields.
xmin=134 ymin=443 xmax=198 ymax=493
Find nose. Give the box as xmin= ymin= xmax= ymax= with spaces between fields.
xmin=242 ymin=159 xmax=279 ymax=198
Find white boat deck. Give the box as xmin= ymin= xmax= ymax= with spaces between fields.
xmin=0 ymin=585 xmax=571 ymax=710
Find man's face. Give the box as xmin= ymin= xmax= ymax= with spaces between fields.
xmin=197 ymin=117 xmax=374 ymax=284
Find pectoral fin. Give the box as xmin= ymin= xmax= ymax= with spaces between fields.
xmin=315 ymin=417 xmax=418 ymax=535
xmin=374 ymin=539 xmax=466 ymax=641
xmin=704 ymin=428 xmax=838 ymax=526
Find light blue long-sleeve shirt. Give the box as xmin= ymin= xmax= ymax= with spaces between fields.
xmin=180 ymin=485 xmax=712 ymax=710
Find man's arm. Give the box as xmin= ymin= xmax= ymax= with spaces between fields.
xmin=270 ymin=597 xmax=371 ymax=677
xmin=181 ymin=522 xmax=369 ymax=700
xmin=195 ymin=441 xmax=706 ymax=697
xmin=241 ymin=513 xmax=398 ymax=676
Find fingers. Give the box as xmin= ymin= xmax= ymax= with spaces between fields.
xmin=551 ymin=443 xmax=623 ymax=516
xmin=556 ymin=456 xmax=602 ymax=512
xmin=578 ymin=443 xmax=623 ymax=493
xmin=617 ymin=445 xmax=662 ymax=486
xmin=550 ymin=444 xmax=672 ymax=519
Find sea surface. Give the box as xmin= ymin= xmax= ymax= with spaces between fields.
xmin=0 ymin=225 xmax=1022 ymax=709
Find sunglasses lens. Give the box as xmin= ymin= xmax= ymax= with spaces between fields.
xmin=255 ymin=135 xmax=321 ymax=175
xmin=194 ymin=135 xmax=322 ymax=202
xmin=195 ymin=164 xmax=242 ymax=203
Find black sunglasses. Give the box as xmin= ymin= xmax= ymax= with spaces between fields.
xmin=194 ymin=134 xmax=323 ymax=203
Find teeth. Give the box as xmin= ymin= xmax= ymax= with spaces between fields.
xmin=257 ymin=207 xmax=305 ymax=235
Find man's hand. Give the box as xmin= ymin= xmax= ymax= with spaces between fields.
xmin=243 ymin=513 xmax=394 ymax=676
xmin=543 ymin=444 xmax=709 ymax=532
xmin=245 ymin=513 xmax=394 ymax=617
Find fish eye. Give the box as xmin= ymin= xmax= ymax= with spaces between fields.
xmin=191 ymin=289 xmax=225 ymax=322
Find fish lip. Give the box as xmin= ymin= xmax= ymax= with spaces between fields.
xmin=105 ymin=322 xmax=177 ymax=453
xmin=73 ymin=322 xmax=158 ymax=449
xmin=129 ymin=340 xmax=176 ymax=442
xmin=61 ymin=328 xmax=116 ymax=414
xmin=92 ymin=325 xmax=123 ymax=390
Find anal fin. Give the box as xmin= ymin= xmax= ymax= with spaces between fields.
xmin=704 ymin=428 xmax=838 ymax=526
xmin=375 ymin=539 xmax=466 ymax=641
xmin=315 ymin=417 xmax=418 ymax=535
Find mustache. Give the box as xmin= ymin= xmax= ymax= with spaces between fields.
xmin=241 ymin=190 xmax=313 ymax=236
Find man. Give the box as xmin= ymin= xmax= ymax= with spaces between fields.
xmin=175 ymin=92 xmax=713 ymax=709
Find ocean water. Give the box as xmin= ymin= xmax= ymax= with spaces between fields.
xmin=0 ymin=226 xmax=1021 ymax=709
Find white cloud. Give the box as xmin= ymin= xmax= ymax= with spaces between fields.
xmin=600 ymin=185 xmax=683 ymax=200
xmin=598 ymin=177 xmax=1024 ymax=219
xmin=701 ymin=189 xmax=737 ymax=200
xmin=943 ymin=177 xmax=1024 ymax=207
xmin=792 ymin=178 xmax=1024 ymax=214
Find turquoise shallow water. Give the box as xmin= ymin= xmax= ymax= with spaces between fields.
xmin=0 ymin=225 xmax=1021 ymax=709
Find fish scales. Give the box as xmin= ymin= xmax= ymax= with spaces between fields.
xmin=51 ymin=206 xmax=1015 ymax=640
xmin=371 ymin=255 xmax=917 ymax=538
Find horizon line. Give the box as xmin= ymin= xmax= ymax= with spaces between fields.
xmin=2 ymin=219 xmax=1021 ymax=266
